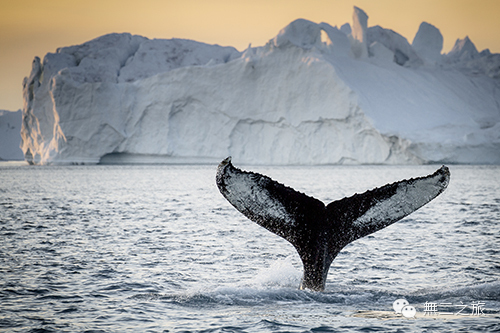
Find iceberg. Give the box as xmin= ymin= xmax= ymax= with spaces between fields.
xmin=412 ymin=22 xmax=443 ymax=65
xmin=20 ymin=7 xmax=500 ymax=165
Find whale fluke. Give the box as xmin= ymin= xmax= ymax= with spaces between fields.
xmin=216 ymin=157 xmax=450 ymax=291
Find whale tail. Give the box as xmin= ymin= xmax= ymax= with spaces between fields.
xmin=216 ymin=157 xmax=450 ymax=291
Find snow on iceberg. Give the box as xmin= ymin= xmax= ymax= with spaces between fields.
xmin=20 ymin=7 xmax=500 ymax=165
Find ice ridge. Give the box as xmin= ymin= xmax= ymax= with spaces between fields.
xmin=17 ymin=8 xmax=500 ymax=165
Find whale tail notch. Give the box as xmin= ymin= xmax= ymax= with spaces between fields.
xmin=216 ymin=157 xmax=450 ymax=291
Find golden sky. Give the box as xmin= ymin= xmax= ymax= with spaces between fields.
xmin=1 ymin=0 xmax=499 ymax=111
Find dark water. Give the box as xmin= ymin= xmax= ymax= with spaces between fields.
xmin=0 ymin=164 xmax=499 ymax=332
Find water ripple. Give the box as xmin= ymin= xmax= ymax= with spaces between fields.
xmin=0 ymin=164 xmax=498 ymax=332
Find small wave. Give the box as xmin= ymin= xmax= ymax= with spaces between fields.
xmin=128 ymin=258 xmax=500 ymax=313
xmin=37 ymin=294 xmax=83 ymax=301
xmin=126 ymin=256 xmax=402 ymax=308
xmin=130 ymin=287 xmax=315 ymax=307
xmin=129 ymin=285 xmax=385 ymax=308
xmin=129 ymin=280 xmax=500 ymax=314
xmin=409 ymin=281 xmax=500 ymax=302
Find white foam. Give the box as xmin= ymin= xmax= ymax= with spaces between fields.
xmin=249 ymin=256 xmax=302 ymax=288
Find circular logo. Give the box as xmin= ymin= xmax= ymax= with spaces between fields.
xmin=393 ymin=299 xmax=409 ymax=314
xmin=401 ymin=305 xmax=417 ymax=318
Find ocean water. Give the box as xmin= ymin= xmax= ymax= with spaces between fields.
xmin=0 ymin=163 xmax=499 ymax=332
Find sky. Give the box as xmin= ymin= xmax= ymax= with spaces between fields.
xmin=1 ymin=0 xmax=500 ymax=111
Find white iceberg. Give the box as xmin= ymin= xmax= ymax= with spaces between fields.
xmin=20 ymin=7 xmax=500 ymax=165
xmin=412 ymin=22 xmax=443 ymax=65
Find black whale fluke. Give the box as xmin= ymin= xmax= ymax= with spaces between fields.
xmin=216 ymin=157 xmax=450 ymax=291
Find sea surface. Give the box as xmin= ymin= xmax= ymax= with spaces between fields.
xmin=0 ymin=163 xmax=499 ymax=332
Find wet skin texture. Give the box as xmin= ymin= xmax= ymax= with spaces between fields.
xmin=216 ymin=157 xmax=450 ymax=291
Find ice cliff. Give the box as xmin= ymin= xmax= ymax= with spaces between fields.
xmin=20 ymin=7 xmax=500 ymax=165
